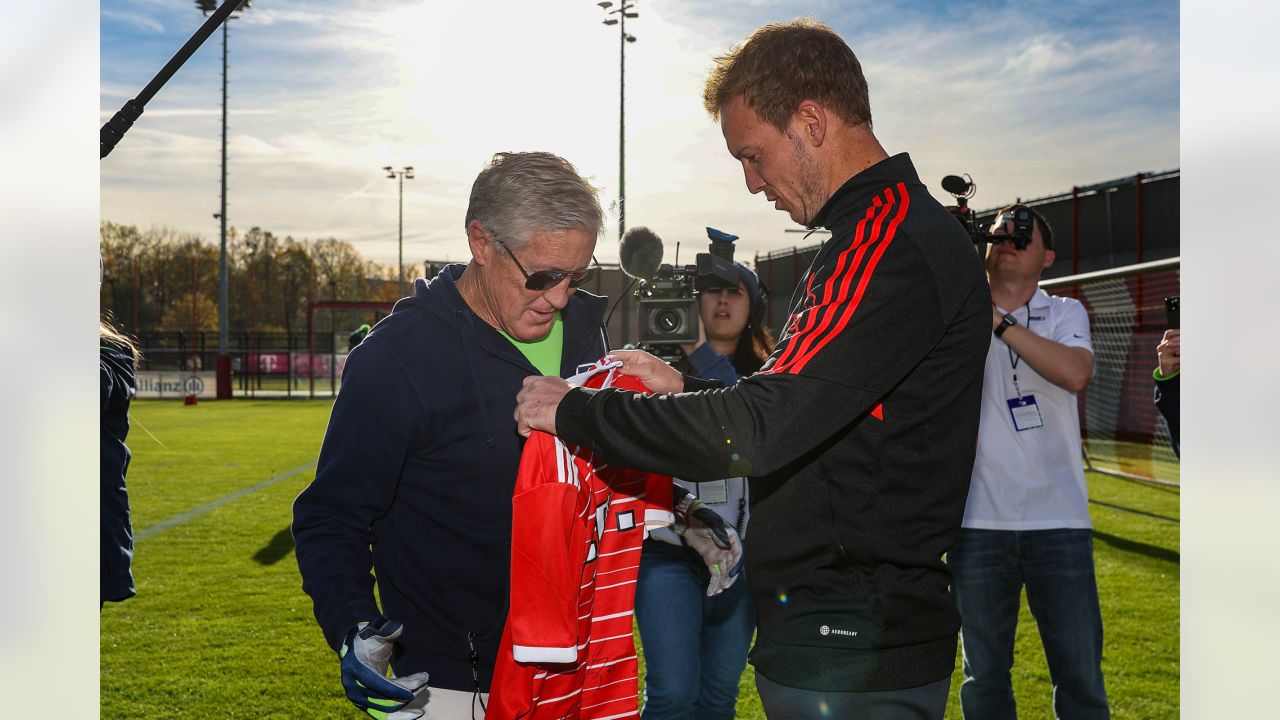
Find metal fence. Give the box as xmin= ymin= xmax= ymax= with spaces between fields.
xmin=136 ymin=330 xmax=350 ymax=398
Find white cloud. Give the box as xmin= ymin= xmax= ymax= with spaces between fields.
xmin=100 ymin=0 xmax=1178 ymax=267
xmin=101 ymin=9 xmax=165 ymax=34
xmin=1002 ymin=34 xmax=1076 ymax=77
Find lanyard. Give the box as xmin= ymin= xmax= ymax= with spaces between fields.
xmin=1004 ymin=301 xmax=1033 ymax=396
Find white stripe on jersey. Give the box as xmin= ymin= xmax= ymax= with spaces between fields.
xmin=534 ymin=686 xmax=584 ymax=706
xmin=591 ymin=610 xmax=634 ymax=622
xmin=593 ymin=563 xmax=640 ymax=578
xmin=582 ymin=674 xmax=640 ymax=696
xmin=595 ymin=579 xmax=637 ymax=591
xmin=584 ymin=710 xmax=639 ymax=720
xmin=586 ymin=654 xmax=638 ymax=671
xmin=588 ymin=632 xmax=633 ymax=645
xmin=597 ymin=546 xmax=641 ymax=559
xmin=553 ymin=438 xmax=580 ymax=488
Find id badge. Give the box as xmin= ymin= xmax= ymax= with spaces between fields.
xmin=1007 ymin=394 xmax=1044 ymax=431
xmin=698 ymin=479 xmax=729 ymax=504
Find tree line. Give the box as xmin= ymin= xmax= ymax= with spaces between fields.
xmin=99 ymin=222 xmax=407 ymax=341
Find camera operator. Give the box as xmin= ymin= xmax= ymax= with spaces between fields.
xmin=636 ymin=261 xmax=773 ymax=720
xmin=951 ymin=204 xmax=1110 ymax=719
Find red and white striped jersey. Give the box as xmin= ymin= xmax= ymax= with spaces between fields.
xmin=487 ymin=362 xmax=673 ymax=720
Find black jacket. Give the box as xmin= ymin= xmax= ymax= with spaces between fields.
xmin=292 ymin=265 xmax=609 ymax=692
xmin=558 ymin=153 xmax=991 ymax=691
xmin=1154 ymin=371 xmax=1179 ymax=456
xmin=101 ymin=341 xmax=137 ymax=604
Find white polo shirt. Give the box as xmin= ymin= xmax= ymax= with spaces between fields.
xmin=963 ymin=288 xmax=1094 ymax=530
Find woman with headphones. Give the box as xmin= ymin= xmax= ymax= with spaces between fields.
xmin=635 ymin=258 xmax=774 ymax=720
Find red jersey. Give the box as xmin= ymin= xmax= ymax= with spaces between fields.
xmin=487 ymin=363 xmax=673 ymax=720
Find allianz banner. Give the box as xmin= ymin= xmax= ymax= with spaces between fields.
xmin=135 ymin=371 xmax=218 ymax=399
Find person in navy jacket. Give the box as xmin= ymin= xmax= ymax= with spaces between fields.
xmin=101 ymin=320 xmax=138 ymax=607
xmin=293 ymin=152 xmax=609 ymax=720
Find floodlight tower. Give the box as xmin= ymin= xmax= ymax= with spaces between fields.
xmin=384 ymin=165 xmax=415 ymax=298
xmin=196 ymin=0 xmax=250 ymax=399
xmin=596 ymin=0 xmax=638 ymax=243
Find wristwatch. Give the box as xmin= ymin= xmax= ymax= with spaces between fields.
xmin=673 ymin=491 xmax=698 ymax=535
xmin=994 ymin=313 xmax=1018 ymax=338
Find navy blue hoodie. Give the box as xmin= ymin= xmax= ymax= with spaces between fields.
xmin=292 ymin=264 xmax=609 ymax=692
xmin=101 ymin=340 xmax=137 ymax=604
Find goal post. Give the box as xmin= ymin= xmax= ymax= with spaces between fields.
xmin=306 ymin=300 xmax=395 ymax=398
xmin=1041 ymin=258 xmax=1180 ymax=485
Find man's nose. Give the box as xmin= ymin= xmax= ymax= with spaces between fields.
xmin=543 ymin=278 xmax=574 ymax=309
xmin=742 ymin=161 xmax=767 ymax=194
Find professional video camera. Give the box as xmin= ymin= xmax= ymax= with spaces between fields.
xmin=618 ymin=226 xmax=742 ymax=361
xmin=941 ymin=173 xmax=1035 ymax=250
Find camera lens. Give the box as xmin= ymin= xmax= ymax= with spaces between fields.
xmin=655 ymin=309 xmax=682 ymax=334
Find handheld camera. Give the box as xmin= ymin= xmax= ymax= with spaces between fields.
xmin=619 ymin=226 xmax=741 ymax=361
xmin=942 ymin=174 xmax=1035 ymax=250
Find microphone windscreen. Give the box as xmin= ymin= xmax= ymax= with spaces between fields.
xmin=619 ymin=226 xmax=664 ymax=279
xmin=941 ymin=175 xmax=971 ymax=196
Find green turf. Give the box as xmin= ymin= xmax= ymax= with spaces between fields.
xmin=102 ymin=400 xmax=1178 ymax=719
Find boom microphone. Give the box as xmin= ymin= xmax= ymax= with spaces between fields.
xmin=941 ymin=174 xmax=975 ymax=198
xmin=619 ymin=227 xmax=664 ymax=280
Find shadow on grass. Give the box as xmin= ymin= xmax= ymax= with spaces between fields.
xmin=1089 ymin=499 xmax=1179 ymax=524
xmin=1092 ymin=530 xmax=1179 ymax=565
xmin=254 ymin=526 xmax=295 ymax=566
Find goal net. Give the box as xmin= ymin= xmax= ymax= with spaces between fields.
xmin=1041 ymin=258 xmax=1180 ymax=485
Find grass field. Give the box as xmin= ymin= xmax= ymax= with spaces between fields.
xmin=102 ymin=400 xmax=1179 ymax=719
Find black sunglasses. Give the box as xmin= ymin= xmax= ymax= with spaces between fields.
xmin=492 ymin=234 xmax=601 ymax=291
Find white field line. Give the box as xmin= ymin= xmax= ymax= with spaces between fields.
xmin=135 ymin=461 xmax=317 ymax=541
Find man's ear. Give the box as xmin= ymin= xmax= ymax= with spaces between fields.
xmin=794 ymin=100 xmax=827 ymax=146
xmin=467 ymin=220 xmax=493 ymax=267
xmin=1043 ymin=249 xmax=1056 ymax=270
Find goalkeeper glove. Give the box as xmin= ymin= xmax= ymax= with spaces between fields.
xmin=340 ymin=617 xmax=430 ymax=720
xmin=675 ymin=491 xmax=744 ymax=597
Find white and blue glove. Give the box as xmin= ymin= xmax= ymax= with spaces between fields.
xmin=340 ymin=618 xmax=430 ymax=720
xmin=675 ymin=492 xmax=744 ymax=597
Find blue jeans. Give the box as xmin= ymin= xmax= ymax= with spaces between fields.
xmin=634 ymin=541 xmax=755 ymax=720
xmin=950 ymin=528 xmax=1110 ymax=720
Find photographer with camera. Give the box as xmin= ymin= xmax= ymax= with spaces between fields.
xmin=635 ymin=257 xmax=773 ymax=720
xmin=950 ymin=204 xmax=1110 ymax=720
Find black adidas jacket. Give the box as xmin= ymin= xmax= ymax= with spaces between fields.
xmin=557 ymin=153 xmax=990 ymax=691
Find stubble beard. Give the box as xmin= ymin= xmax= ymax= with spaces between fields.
xmin=790 ymin=132 xmax=825 ymax=227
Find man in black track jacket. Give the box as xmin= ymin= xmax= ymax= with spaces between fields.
xmin=515 ymin=19 xmax=990 ymax=719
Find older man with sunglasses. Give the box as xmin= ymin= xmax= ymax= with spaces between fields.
xmin=293 ymin=151 xmax=610 ymax=720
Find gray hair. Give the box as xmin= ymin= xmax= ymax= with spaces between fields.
xmin=464 ymin=151 xmax=604 ymax=251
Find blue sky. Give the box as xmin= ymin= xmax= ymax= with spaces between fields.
xmin=100 ymin=0 xmax=1179 ymax=266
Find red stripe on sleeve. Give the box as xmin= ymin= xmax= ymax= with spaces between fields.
xmin=768 ymin=183 xmax=901 ymax=376
xmin=784 ymin=183 xmax=911 ymax=374
xmin=769 ymin=193 xmax=892 ymax=373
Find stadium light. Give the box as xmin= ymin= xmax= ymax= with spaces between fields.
xmin=595 ymin=0 xmax=638 ymax=244
xmin=197 ymin=0 xmax=251 ymax=400
xmin=385 ymin=166 xmax=415 ymax=298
